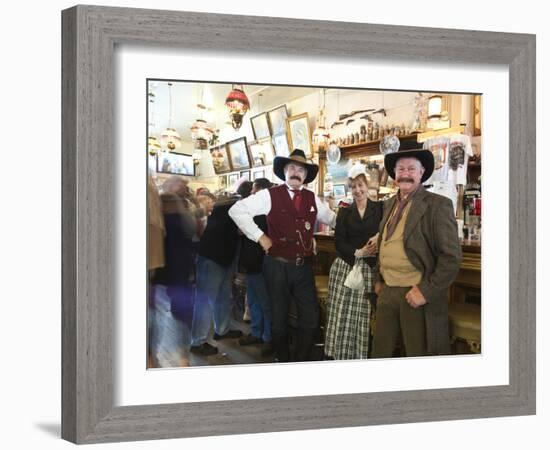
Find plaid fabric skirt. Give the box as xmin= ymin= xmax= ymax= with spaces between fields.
xmin=324 ymin=257 xmax=374 ymax=360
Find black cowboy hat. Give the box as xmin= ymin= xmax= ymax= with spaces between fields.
xmin=273 ymin=149 xmax=319 ymax=184
xmin=384 ymin=140 xmax=434 ymax=183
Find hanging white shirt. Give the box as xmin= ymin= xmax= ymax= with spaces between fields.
xmin=229 ymin=183 xmax=337 ymax=243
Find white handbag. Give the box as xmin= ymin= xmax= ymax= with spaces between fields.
xmin=344 ymin=261 xmax=364 ymax=290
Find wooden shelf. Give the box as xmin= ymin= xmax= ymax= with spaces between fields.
xmin=319 ymin=134 xmax=419 ymax=159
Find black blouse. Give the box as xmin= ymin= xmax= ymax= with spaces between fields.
xmin=335 ymin=200 xmax=383 ymax=267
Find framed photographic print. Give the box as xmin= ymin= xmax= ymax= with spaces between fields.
xmin=62 ymin=5 xmax=535 ymax=445
xmin=333 ymin=184 xmax=346 ymax=197
xmin=248 ymin=137 xmax=275 ymax=167
xmin=219 ymin=175 xmax=228 ymax=190
xmin=227 ymin=136 xmax=250 ymax=170
xmin=156 ymin=152 xmax=195 ymax=176
xmin=228 ymin=172 xmax=239 ymax=189
xmin=210 ymin=143 xmax=232 ymax=174
xmin=253 ymin=169 xmax=266 ymax=180
xmin=148 ymin=153 xmax=157 ymax=172
xmin=250 ymin=112 xmax=271 ymax=140
xmin=240 ymin=170 xmax=251 ymax=181
xmin=267 ymin=104 xmax=288 ymax=135
xmin=287 ymin=112 xmax=313 ymax=158
xmin=473 ymin=94 xmax=482 ymax=136
xmin=272 ymin=132 xmax=290 ymax=157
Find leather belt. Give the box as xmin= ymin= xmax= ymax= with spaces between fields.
xmin=271 ymin=255 xmax=312 ymax=266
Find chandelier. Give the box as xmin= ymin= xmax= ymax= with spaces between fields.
xmin=160 ymin=82 xmax=181 ymax=151
xmin=191 ymin=86 xmax=214 ymax=150
xmin=190 ymin=118 xmax=214 ymax=150
xmin=225 ymin=84 xmax=250 ymax=131
xmin=312 ymin=89 xmax=330 ymax=153
xmin=147 ymin=88 xmax=162 ymax=156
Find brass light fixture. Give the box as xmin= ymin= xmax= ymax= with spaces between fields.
xmin=160 ymin=82 xmax=182 ymax=151
xmin=225 ymin=84 xmax=250 ymax=131
xmin=312 ymin=88 xmax=330 ymax=153
xmin=191 ymin=84 xmax=214 ymax=156
xmin=147 ymin=89 xmax=161 ymax=156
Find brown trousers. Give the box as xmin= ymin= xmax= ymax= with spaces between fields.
xmin=371 ymin=285 xmax=427 ymax=358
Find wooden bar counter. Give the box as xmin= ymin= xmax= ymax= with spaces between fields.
xmin=313 ymin=231 xmax=481 ymax=304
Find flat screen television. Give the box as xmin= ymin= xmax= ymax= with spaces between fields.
xmin=156 ymin=152 xmax=194 ymax=176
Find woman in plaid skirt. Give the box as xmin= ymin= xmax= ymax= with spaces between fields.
xmin=324 ymin=164 xmax=383 ymax=360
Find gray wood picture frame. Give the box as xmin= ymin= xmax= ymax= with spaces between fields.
xmin=62 ymin=5 xmax=536 ymax=444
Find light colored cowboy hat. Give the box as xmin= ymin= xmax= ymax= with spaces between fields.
xmin=273 ymin=149 xmax=319 ymax=184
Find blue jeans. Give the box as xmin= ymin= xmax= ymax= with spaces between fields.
xmin=246 ymin=272 xmax=272 ymax=342
xmin=190 ymin=256 xmax=235 ymax=346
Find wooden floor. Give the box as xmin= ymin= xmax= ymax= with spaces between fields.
xmin=148 ymin=285 xmax=274 ymax=369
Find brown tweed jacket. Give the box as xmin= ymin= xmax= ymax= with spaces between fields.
xmin=376 ymin=186 xmax=462 ymax=355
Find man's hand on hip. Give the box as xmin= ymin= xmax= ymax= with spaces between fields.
xmin=258 ymin=234 xmax=273 ymax=253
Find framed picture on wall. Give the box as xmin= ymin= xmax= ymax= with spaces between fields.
xmin=227 ymin=136 xmax=250 ymax=170
xmin=209 ymin=144 xmax=232 ymax=174
xmin=62 ymin=5 xmax=535 ymax=445
xmin=218 ymin=175 xmax=228 ymax=190
xmin=287 ymin=112 xmax=313 ymax=158
xmin=250 ymin=112 xmax=271 ymax=140
xmin=240 ymin=170 xmax=250 ymax=181
xmin=248 ymin=137 xmax=275 ymax=167
xmin=252 ymin=169 xmax=265 ymax=180
xmin=333 ymin=183 xmax=346 ymax=197
xmin=267 ymin=104 xmax=288 ymax=135
xmin=473 ymin=94 xmax=482 ymax=136
xmin=271 ymin=132 xmax=290 ymax=157
xmin=227 ymin=173 xmax=239 ymax=190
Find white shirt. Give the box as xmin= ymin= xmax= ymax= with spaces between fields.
xmin=228 ymin=183 xmax=337 ymax=242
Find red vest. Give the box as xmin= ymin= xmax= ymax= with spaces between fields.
xmin=267 ymin=184 xmax=317 ymax=259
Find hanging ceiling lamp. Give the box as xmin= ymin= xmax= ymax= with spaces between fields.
xmin=148 ymin=136 xmax=161 ymax=156
xmin=191 ymin=85 xmax=214 ymax=151
xmin=312 ymin=89 xmax=330 ymax=153
xmin=160 ymin=82 xmax=182 ymax=151
xmin=225 ymin=84 xmax=250 ymax=131
xmin=147 ymin=89 xmax=162 ymax=156
xmin=327 ymin=90 xmax=341 ymax=165
xmin=190 ymin=117 xmax=214 ymax=150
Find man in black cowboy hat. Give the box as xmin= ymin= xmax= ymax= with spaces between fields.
xmin=229 ymin=149 xmax=336 ymax=362
xmin=372 ymin=142 xmax=462 ymax=357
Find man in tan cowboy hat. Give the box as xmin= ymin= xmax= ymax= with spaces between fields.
xmin=372 ymin=141 xmax=462 ymax=357
xmin=229 ymin=149 xmax=336 ymax=362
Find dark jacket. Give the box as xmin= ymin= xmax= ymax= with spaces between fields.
xmin=198 ymin=197 xmax=240 ymax=267
xmin=239 ymin=215 xmax=268 ymax=274
xmin=154 ymin=193 xmax=196 ymax=285
xmin=335 ymin=200 xmax=383 ymax=267
xmin=376 ymin=187 xmax=462 ymax=355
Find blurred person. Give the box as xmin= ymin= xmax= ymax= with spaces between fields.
xmin=154 ymin=175 xmax=197 ymax=320
xmin=324 ymin=164 xmax=382 ymax=360
xmin=195 ymin=191 xmax=215 ymax=239
xmin=189 ymin=192 xmax=243 ymax=356
xmin=236 ymin=178 xmax=274 ymax=356
xmin=147 ymin=174 xmax=165 ymax=367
